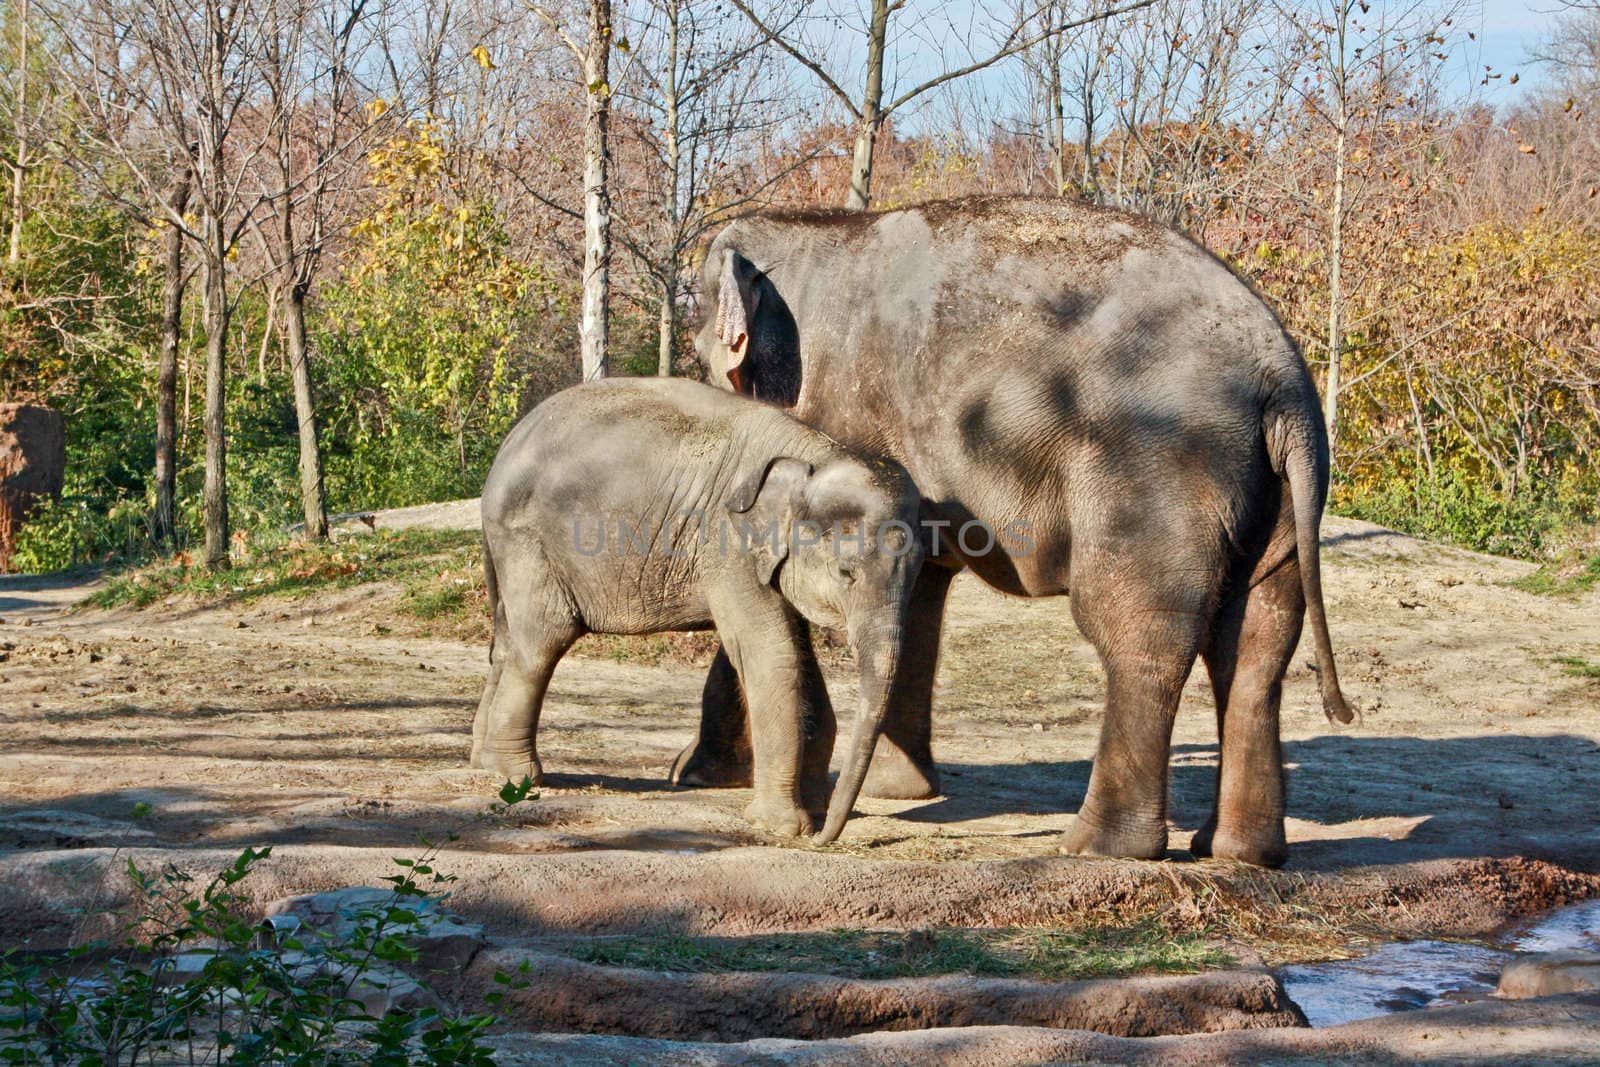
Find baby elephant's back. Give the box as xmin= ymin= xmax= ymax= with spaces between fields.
xmin=481 ymin=379 xmax=740 ymax=533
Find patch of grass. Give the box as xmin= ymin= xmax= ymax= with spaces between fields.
xmin=1553 ymin=655 xmax=1600 ymax=679
xmin=404 ymin=584 xmax=469 ymax=618
xmin=562 ymin=923 xmax=1228 ymax=981
xmin=1514 ymin=554 xmax=1600 ymax=597
xmin=1021 ymin=922 xmax=1230 ymax=979
xmin=84 ymin=528 xmax=483 ymax=610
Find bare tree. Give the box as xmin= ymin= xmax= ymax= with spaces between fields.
xmin=252 ymin=0 xmax=387 ymax=539
xmin=535 ymin=0 xmax=615 ymax=380
xmin=730 ymin=0 xmax=1160 ymax=209
xmin=1266 ymin=0 xmax=1461 ymax=455
xmin=7 ymin=0 xmax=28 ymax=264
xmin=618 ymin=0 xmax=799 ymax=375
xmin=51 ymin=0 xmax=278 ymax=567
xmin=153 ymin=163 xmax=191 ymax=548
xmin=1534 ymin=0 xmax=1600 ymax=96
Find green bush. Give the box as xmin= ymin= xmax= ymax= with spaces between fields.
xmin=9 ymin=479 xmax=148 ymax=574
xmin=0 ymin=780 xmax=535 ymax=1065
xmin=1335 ymin=469 xmax=1585 ymax=559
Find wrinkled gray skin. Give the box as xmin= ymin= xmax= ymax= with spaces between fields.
xmin=672 ymin=196 xmax=1353 ymax=868
xmin=471 ymin=378 xmax=923 ymax=842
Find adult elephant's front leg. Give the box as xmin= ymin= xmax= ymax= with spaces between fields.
xmin=669 ymin=646 xmax=755 ymax=787
xmin=860 ymin=562 xmax=955 ymax=800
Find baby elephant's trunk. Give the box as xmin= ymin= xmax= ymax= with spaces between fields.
xmin=816 ymin=610 xmax=906 ymax=844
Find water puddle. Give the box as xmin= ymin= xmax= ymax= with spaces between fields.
xmin=1280 ymin=899 xmax=1600 ymax=1027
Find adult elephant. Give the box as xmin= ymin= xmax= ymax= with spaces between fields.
xmin=670 ymin=196 xmax=1352 ymax=868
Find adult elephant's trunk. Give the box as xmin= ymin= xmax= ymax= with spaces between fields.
xmin=815 ymin=607 xmax=906 ymax=844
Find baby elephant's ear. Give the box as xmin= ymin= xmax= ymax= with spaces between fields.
xmin=726 ymin=456 xmax=812 ymax=515
xmin=727 ymin=457 xmax=812 ymax=587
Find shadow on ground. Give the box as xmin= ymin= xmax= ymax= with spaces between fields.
xmin=896 ymin=733 xmax=1600 ymax=870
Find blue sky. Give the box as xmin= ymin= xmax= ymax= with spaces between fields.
xmin=816 ymin=0 xmax=1572 ymax=134
xmin=1463 ymin=0 xmax=1563 ymax=99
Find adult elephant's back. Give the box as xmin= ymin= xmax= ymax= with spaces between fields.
xmin=698 ymin=197 xmax=1312 ymax=600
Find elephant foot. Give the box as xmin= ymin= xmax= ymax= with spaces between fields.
xmin=800 ymin=777 xmax=832 ymax=819
xmin=861 ymin=746 xmax=941 ymax=800
xmin=743 ymin=796 xmax=817 ymax=838
xmin=669 ymin=738 xmax=754 ymax=788
xmin=1057 ymin=814 xmax=1168 ymax=861
xmin=474 ymin=749 xmax=543 ymax=786
xmin=1190 ymin=816 xmax=1287 ymax=869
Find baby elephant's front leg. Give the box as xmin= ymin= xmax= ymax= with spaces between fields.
xmin=720 ymin=610 xmax=824 ymax=838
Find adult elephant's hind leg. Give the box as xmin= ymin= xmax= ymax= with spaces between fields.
xmin=795 ymin=630 xmax=838 ymax=818
xmin=468 ymin=656 xmax=503 ymax=768
xmin=861 ymin=563 xmax=955 ymax=800
xmin=1059 ymin=576 xmax=1207 ymax=860
xmin=1192 ymin=557 xmax=1303 ymax=868
xmin=669 ymin=646 xmax=755 ymax=787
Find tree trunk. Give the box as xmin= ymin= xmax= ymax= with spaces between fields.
xmin=153 ymin=166 xmax=190 ymax=549
xmin=8 ymin=0 xmax=27 ymax=265
xmin=277 ymin=152 xmax=328 ymax=541
xmin=658 ymin=0 xmax=680 ymax=377
xmin=845 ymin=0 xmax=890 ymax=211
xmin=657 ymin=273 xmax=676 ymax=377
xmin=285 ymin=282 xmax=327 ymax=540
xmin=198 ymin=0 xmax=230 ymax=570
xmin=1048 ymin=51 xmax=1066 ymax=196
xmin=580 ymin=0 xmax=612 ymax=381
xmin=201 ymin=214 xmax=229 ymax=571
xmin=1324 ymin=121 xmax=1346 ymax=460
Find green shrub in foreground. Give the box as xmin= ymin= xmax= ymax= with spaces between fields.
xmin=0 ymin=779 xmax=535 ymax=1066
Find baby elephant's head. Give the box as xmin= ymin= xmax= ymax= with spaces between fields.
xmin=725 ymin=454 xmax=923 ymax=634
xmin=726 ymin=453 xmax=924 ymax=843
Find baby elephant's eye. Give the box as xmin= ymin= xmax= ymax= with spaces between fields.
xmin=835 ymin=559 xmax=859 ymax=584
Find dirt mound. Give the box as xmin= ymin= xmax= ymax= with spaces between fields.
xmin=454 ymin=950 xmax=1302 ymax=1041
xmin=4 ymin=845 xmax=1596 ymax=955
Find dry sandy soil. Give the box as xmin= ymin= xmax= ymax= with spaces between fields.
xmin=2 ymin=504 xmax=1598 ymax=1062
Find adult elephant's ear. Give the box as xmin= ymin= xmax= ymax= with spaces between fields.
xmin=726 ymin=456 xmax=812 ymax=586
xmin=716 ymin=250 xmax=762 ymax=394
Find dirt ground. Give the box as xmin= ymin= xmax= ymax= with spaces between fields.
xmin=2 ymin=505 xmax=1599 ymax=1059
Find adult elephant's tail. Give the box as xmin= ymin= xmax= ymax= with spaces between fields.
xmin=1266 ymin=373 xmax=1356 ymax=725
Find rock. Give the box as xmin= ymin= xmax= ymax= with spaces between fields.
xmin=0 ymin=809 xmax=156 ymax=848
xmin=264 ymin=886 xmax=486 ymax=974
xmin=345 ymin=967 xmax=442 ymax=1016
xmin=1497 ymin=950 xmax=1600 ymax=998
xmin=151 ymin=947 xmax=438 ymax=1016
xmin=0 ymin=403 xmax=66 ymax=571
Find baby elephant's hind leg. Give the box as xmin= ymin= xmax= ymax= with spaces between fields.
xmin=472 ymin=576 xmax=580 ymax=784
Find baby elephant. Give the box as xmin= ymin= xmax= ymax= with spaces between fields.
xmin=471 ymin=378 xmax=925 ymax=843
